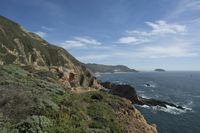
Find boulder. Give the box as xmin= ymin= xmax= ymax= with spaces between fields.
xmin=100 ymin=82 xmax=137 ymax=101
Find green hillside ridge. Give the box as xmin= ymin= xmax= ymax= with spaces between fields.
xmin=0 ymin=15 xmax=97 ymax=88
xmin=86 ymin=63 xmax=138 ymax=73
xmin=0 ymin=65 xmax=157 ymax=133
xmin=0 ymin=65 xmax=123 ymax=132
xmin=0 ymin=16 xmax=157 ymax=133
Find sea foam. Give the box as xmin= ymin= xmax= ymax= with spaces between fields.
xmin=136 ymin=104 xmax=192 ymax=115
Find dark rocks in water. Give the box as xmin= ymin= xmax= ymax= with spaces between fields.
xmin=100 ymin=82 xmax=137 ymax=101
xmin=145 ymin=83 xmax=151 ymax=87
xmin=100 ymin=81 xmax=186 ymax=110
xmin=136 ymin=97 xmax=185 ymax=110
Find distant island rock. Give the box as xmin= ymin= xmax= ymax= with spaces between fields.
xmin=85 ymin=63 xmax=138 ymax=73
xmin=154 ymin=69 xmax=166 ymax=72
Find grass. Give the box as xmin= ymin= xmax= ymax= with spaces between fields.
xmin=0 ymin=65 xmax=126 ymax=133
xmin=0 ymin=16 xmax=79 ymax=67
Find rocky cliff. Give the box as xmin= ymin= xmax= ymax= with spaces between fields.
xmin=0 ymin=16 xmax=157 ymax=133
xmin=0 ymin=16 xmax=98 ymax=89
xmin=100 ymin=82 xmax=186 ymax=110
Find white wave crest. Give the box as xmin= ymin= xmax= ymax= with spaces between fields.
xmin=136 ymin=104 xmax=192 ymax=115
xmin=143 ymin=83 xmax=157 ymax=88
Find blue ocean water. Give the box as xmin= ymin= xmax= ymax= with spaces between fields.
xmin=97 ymin=72 xmax=200 ymax=133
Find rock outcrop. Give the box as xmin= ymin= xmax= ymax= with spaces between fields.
xmin=101 ymin=81 xmax=137 ymax=100
xmin=101 ymin=81 xmax=186 ymax=110
xmin=114 ymin=98 xmax=157 ymax=133
xmin=0 ymin=16 xmax=98 ymax=89
xmin=0 ymin=65 xmax=157 ymax=132
xmin=0 ymin=16 xmax=158 ymax=133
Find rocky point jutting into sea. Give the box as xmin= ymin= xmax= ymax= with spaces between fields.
xmin=100 ymin=82 xmax=187 ymax=110
xmin=0 ymin=16 xmax=157 ymax=132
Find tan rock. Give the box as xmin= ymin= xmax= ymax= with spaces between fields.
xmin=115 ymin=99 xmax=157 ymax=133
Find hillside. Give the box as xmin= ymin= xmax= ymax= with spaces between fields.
xmin=0 ymin=16 xmax=157 ymax=133
xmin=0 ymin=16 xmax=98 ymax=89
xmin=86 ymin=63 xmax=138 ymax=73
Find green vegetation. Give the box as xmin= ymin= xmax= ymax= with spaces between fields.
xmin=0 ymin=65 xmax=125 ymax=133
xmin=0 ymin=16 xmax=157 ymax=133
xmin=0 ymin=16 xmax=79 ymax=66
xmin=86 ymin=63 xmax=138 ymax=73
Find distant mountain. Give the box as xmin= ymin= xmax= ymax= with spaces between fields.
xmin=154 ymin=69 xmax=166 ymax=72
xmin=86 ymin=63 xmax=138 ymax=73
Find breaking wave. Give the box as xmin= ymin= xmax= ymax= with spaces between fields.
xmin=136 ymin=104 xmax=192 ymax=115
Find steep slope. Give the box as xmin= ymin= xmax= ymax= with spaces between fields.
xmin=0 ymin=16 xmax=98 ymax=89
xmin=86 ymin=63 xmax=138 ymax=73
xmin=0 ymin=65 xmax=157 ymax=133
xmin=0 ymin=16 xmax=157 ymax=133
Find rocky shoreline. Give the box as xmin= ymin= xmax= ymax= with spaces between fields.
xmin=0 ymin=16 xmax=158 ymax=133
xmin=100 ymin=81 xmax=188 ymax=111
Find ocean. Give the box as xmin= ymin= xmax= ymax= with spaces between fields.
xmin=97 ymin=71 xmax=200 ymax=133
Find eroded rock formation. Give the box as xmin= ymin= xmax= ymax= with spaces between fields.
xmin=101 ymin=81 xmax=186 ymax=110
xmin=0 ymin=16 xmax=99 ymax=90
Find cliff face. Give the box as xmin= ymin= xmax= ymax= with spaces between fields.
xmin=0 ymin=16 xmax=157 ymax=133
xmin=0 ymin=16 xmax=98 ymax=89
xmin=0 ymin=65 xmax=157 ymax=133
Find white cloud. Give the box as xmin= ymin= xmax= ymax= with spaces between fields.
xmin=119 ymin=41 xmax=199 ymax=59
xmin=145 ymin=20 xmax=186 ymax=34
xmin=76 ymin=44 xmax=198 ymax=63
xmin=61 ymin=40 xmax=85 ymax=49
xmin=77 ymin=54 xmax=110 ymax=62
xmin=171 ymin=0 xmax=200 ymax=18
xmin=41 ymin=26 xmax=53 ymax=31
xmin=127 ymin=20 xmax=186 ymax=36
xmin=117 ymin=36 xmax=151 ymax=45
xmin=139 ymin=45 xmax=197 ymax=58
xmin=126 ymin=30 xmax=150 ymax=36
xmin=118 ymin=20 xmax=186 ymax=45
xmin=34 ymin=31 xmax=47 ymax=38
xmin=61 ymin=36 xmax=102 ymax=49
xmin=74 ymin=37 xmax=101 ymax=45
xmin=118 ymin=36 xmax=138 ymax=44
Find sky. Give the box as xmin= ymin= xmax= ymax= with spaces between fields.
xmin=0 ymin=0 xmax=200 ymax=70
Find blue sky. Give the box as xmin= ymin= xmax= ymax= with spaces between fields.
xmin=1 ymin=0 xmax=200 ymax=70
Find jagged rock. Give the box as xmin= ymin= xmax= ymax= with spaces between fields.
xmin=0 ymin=16 xmax=158 ymax=133
xmin=100 ymin=81 xmax=137 ymax=101
xmin=0 ymin=64 xmax=158 ymax=133
xmin=136 ymin=97 xmax=185 ymax=110
xmin=111 ymin=98 xmax=157 ymax=133
xmin=0 ymin=16 xmax=99 ymax=89
xmin=100 ymin=81 xmax=186 ymax=110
